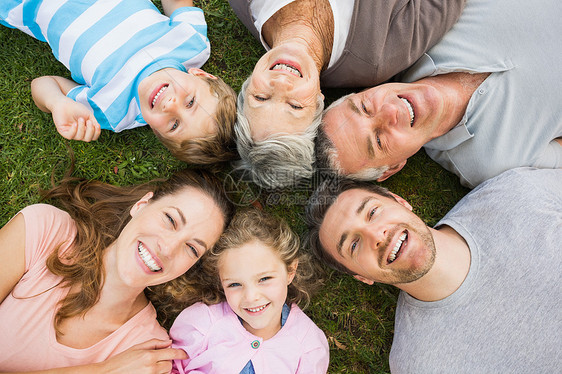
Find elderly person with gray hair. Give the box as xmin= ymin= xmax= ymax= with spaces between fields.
xmin=317 ymin=0 xmax=562 ymax=189
xmin=229 ymin=0 xmax=466 ymax=188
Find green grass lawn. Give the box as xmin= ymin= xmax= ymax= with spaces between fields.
xmin=0 ymin=1 xmax=469 ymax=372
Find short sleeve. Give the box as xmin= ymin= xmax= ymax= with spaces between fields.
xmin=296 ymin=324 xmax=330 ymax=374
xmin=169 ymin=7 xmax=207 ymax=36
xmin=533 ymin=140 xmax=562 ymax=169
xmin=66 ymin=85 xmax=113 ymax=131
xmin=170 ymin=302 xmax=214 ymax=373
xmin=19 ymin=204 xmax=76 ymax=273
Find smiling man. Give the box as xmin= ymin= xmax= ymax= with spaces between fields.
xmin=305 ymin=167 xmax=561 ymax=373
xmin=317 ymin=0 xmax=562 ymax=188
xmin=229 ymin=0 xmax=466 ymax=188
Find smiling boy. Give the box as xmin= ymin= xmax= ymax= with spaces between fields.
xmin=1 ymin=0 xmax=236 ymax=164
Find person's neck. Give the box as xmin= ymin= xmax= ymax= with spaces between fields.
xmin=422 ymin=72 xmax=490 ymax=138
xmin=261 ymin=0 xmax=334 ymax=72
xmin=94 ymin=244 xmax=149 ymax=325
xmin=398 ymin=225 xmax=470 ymax=302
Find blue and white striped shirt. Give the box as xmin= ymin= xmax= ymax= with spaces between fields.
xmin=1 ymin=0 xmax=210 ymax=131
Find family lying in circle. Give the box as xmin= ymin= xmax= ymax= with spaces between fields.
xmin=0 ymin=0 xmax=560 ymax=373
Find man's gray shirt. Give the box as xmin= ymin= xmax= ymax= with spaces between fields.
xmin=389 ymin=168 xmax=562 ymax=373
xmin=402 ymin=0 xmax=562 ymax=188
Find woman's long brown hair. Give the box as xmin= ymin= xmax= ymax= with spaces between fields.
xmin=40 ymin=169 xmax=234 ymax=333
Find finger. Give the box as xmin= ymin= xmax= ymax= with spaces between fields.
xmin=92 ymin=119 xmax=101 ymax=141
xmin=74 ymin=117 xmax=86 ymax=141
xmin=154 ymin=347 xmax=188 ymax=361
xmin=132 ymin=338 xmax=173 ymax=351
xmin=155 ymin=360 xmax=173 ymax=374
xmin=83 ymin=120 xmax=95 ymax=142
xmin=59 ymin=122 xmax=78 ymax=140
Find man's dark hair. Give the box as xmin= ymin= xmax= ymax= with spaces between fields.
xmin=305 ymin=178 xmax=396 ymax=275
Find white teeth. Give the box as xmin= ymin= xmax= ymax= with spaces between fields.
xmin=400 ymin=98 xmax=415 ymax=126
xmin=389 ymin=232 xmax=407 ymax=263
xmin=246 ymin=304 xmax=268 ymax=313
xmin=151 ymin=86 xmax=167 ymax=107
xmin=138 ymin=242 xmax=161 ymax=272
xmin=271 ymin=63 xmax=302 ymax=77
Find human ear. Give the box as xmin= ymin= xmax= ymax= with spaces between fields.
xmin=287 ymin=259 xmax=299 ymax=285
xmin=376 ymin=160 xmax=407 ymax=182
xmin=130 ymin=192 xmax=154 ymax=217
xmin=388 ymin=192 xmax=413 ymax=211
xmin=353 ymin=274 xmax=375 ymax=285
xmin=188 ymin=68 xmax=217 ymax=80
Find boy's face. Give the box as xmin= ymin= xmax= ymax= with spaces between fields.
xmin=138 ymin=68 xmax=219 ymax=143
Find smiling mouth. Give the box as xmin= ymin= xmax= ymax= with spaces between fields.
xmin=399 ymin=97 xmax=415 ymax=127
xmin=245 ymin=303 xmax=270 ymax=313
xmin=270 ymin=63 xmax=302 ymax=78
xmin=151 ymin=85 xmax=168 ymax=108
xmin=388 ymin=232 xmax=407 ymax=264
xmin=138 ymin=242 xmax=162 ymax=272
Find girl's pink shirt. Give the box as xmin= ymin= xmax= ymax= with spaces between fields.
xmin=0 ymin=204 xmax=168 ymax=371
xmin=171 ymin=302 xmax=330 ymax=374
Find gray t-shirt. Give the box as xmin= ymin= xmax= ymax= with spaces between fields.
xmin=402 ymin=0 xmax=562 ymax=188
xmin=389 ymin=168 xmax=562 ymax=373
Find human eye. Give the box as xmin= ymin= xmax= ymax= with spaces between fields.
xmin=350 ymin=239 xmax=359 ymax=255
xmin=227 ymin=282 xmax=241 ymax=288
xmin=170 ymin=120 xmax=179 ymax=131
xmin=186 ymin=97 xmax=195 ymax=109
xmin=361 ymin=101 xmax=369 ymax=115
xmin=165 ymin=213 xmax=176 ymax=228
xmin=186 ymin=244 xmax=199 ymax=258
xmin=368 ymin=207 xmax=377 ymax=220
xmin=375 ymin=132 xmax=382 ymax=149
xmin=259 ymin=276 xmax=272 ymax=282
xmin=289 ymin=103 xmax=303 ymax=110
xmin=254 ymin=95 xmax=267 ymax=101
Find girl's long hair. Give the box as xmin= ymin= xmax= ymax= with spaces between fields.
xmin=41 ymin=169 xmax=234 ymax=333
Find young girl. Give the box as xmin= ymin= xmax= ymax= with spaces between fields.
xmin=170 ymin=208 xmax=329 ymax=373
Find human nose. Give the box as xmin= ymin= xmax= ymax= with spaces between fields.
xmin=162 ymin=95 xmax=179 ymax=113
xmin=370 ymin=103 xmax=399 ymax=131
xmin=158 ymin=234 xmax=183 ymax=257
xmin=270 ymin=75 xmax=293 ymax=91
xmin=362 ymin=222 xmax=388 ymax=250
xmin=243 ymin=284 xmax=260 ymax=302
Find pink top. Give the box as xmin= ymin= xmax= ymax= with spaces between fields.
xmin=170 ymin=302 xmax=330 ymax=374
xmin=0 ymin=204 xmax=168 ymax=371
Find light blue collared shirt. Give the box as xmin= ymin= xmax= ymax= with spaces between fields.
xmin=401 ymin=0 xmax=562 ymax=188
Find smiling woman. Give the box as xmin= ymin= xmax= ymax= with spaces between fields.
xmin=0 ymin=169 xmax=234 ymax=372
xmin=169 ymin=208 xmax=329 ymax=373
xmin=229 ymin=0 xmax=466 ymax=188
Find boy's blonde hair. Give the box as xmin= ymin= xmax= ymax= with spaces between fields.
xmin=197 ymin=209 xmax=323 ymax=309
xmin=156 ymin=76 xmax=237 ymax=165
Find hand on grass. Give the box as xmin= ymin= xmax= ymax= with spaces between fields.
xmin=31 ymin=75 xmax=102 ymax=142
xmin=51 ymin=97 xmax=101 ymax=142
